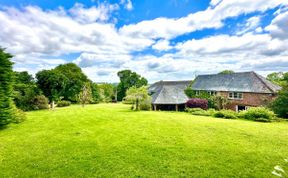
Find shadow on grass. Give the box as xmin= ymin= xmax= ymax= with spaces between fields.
xmin=0 ymin=125 xmax=8 ymax=131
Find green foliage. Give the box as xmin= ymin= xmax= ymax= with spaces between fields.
xmin=98 ymin=83 xmax=115 ymax=102
xmin=90 ymin=83 xmax=101 ymax=104
xmin=239 ymin=107 xmax=275 ymax=122
xmin=78 ymin=82 xmax=92 ymax=107
xmin=36 ymin=63 xmax=89 ymax=103
xmin=213 ymin=110 xmax=238 ymax=119
xmin=139 ymin=98 xmax=152 ymax=111
xmin=0 ymin=48 xmax=14 ymax=126
xmin=31 ymin=95 xmax=49 ymax=110
xmin=11 ymin=108 xmax=26 ymax=124
xmin=185 ymin=89 xmax=216 ymax=109
xmin=270 ymin=87 xmax=288 ymax=118
xmin=218 ymin=70 xmax=235 ymax=74
xmin=125 ymin=86 xmax=150 ymax=111
xmin=266 ymin=72 xmax=286 ymax=86
xmin=13 ymin=71 xmax=42 ymax=111
xmin=117 ymin=70 xmax=148 ymax=101
xmin=211 ymin=96 xmax=229 ymax=110
xmin=185 ymin=108 xmax=216 ymax=116
xmin=57 ymin=100 xmax=71 ymax=107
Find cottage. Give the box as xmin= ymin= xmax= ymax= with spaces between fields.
xmin=149 ymin=80 xmax=192 ymax=111
xmin=191 ymin=71 xmax=281 ymax=111
xmin=149 ymin=72 xmax=281 ymax=112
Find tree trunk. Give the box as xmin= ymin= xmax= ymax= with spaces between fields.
xmin=136 ymin=98 xmax=139 ymax=111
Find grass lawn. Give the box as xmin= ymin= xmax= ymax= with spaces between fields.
xmin=0 ymin=104 xmax=288 ymax=177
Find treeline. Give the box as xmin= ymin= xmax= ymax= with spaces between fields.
xmin=0 ymin=48 xmax=148 ymax=127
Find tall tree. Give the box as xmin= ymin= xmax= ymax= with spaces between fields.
xmin=91 ymin=83 xmax=101 ymax=104
xmin=98 ymin=83 xmax=115 ymax=102
xmin=117 ymin=70 xmax=148 ymax=101
xmin=0 ymin=48 xmax=14 ymax=126
xmin=36 ymin=69 xmax=67 ymax=108
xmin=54 ymin=63 xmax=89 ymax=102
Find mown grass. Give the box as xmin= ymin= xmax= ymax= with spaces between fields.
xmin=0 ymin=104 xmax=288 ymax=177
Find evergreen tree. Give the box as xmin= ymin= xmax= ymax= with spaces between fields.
xmin=0 ymin=48 xmax=14 ymax=126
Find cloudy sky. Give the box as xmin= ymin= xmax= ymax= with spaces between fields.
xmin=0 ymin=0 xmax=288 ymax=83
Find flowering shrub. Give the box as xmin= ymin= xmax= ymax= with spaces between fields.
xmin=186 ymin=98 xmax=208 ymax=110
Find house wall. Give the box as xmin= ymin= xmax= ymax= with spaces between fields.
xmin=217 ymin=91 xmax=276 ymax=111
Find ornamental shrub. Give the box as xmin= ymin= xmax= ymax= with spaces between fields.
xmin=31 ymin=95 xmax=49 ymax=110
xmin=186 ymin=98 xmax=208 ymax=110
xmin=139 ymin=99 xmax=152 ymax=111
xmin=186 ymin=108 xmax=216 ymax=116
xmin=213 ymin=110 xmax=238 ymax=119
xmin=239 ymin=107 xmax=275 ymax=122
xmin=57 ymin=100 xmax=71 ymax=107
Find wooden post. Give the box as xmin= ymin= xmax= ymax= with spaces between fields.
xmin=175 ymin=104 xmax=178 ymax=112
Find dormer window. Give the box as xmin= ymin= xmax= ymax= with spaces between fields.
xmin=228 ymin=92 xmax=243 ymax=100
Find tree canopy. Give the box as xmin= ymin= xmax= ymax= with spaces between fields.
xmin=125 ymin=86 xmax=150 ymax=110
xmin=266 ymin=72 xmax=287 ymax=86
xmin=36 ymin=63 xmax=89 ymax=103
xmin=218 ymin=70 xmax=235 ymax=74
xmin=117 ymin=70 xmax=148 ymax=101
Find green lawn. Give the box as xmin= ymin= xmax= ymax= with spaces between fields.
xmin=0 ymin=104 xmax=288 ymax=177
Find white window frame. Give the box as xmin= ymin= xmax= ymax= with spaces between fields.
xmin=195 ymin=90 xmax=200 ymax=96
xmin=228 ymin=92 xmax=243 ymax=100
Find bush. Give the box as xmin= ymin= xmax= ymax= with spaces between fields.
xmin=186 ymin=108 xmax=216 ymax=116
xmin=213 ymin=110 xmax=238 ymax=119
xmin=239 ymin=107 xmax=275 ymax=122
xmin=12 ymin=108 xmax=26 ymax=123
xmin=139 ymin=99 xmax=151 ymax=111
xmin=186 ymin=98 xmax=208 ymax=110
xmin=31 ymin=95 xmax=49 ymax=110
xmin=57 ymin=100 xmax=71 ymax=107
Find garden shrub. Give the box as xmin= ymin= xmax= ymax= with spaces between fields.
xmin=186 ymin=98 xmax=208 ymax=110
xmin=139 ymin=99 xmax=152 ymax=111
xmin=186 ymin=108 xmax=216 ymax=116
xmin=57 ymin=100 xmax=71 ymax=107
xmin=12 ymin=108 xmax=26 ymax=123
xmin=213 ymin=110 xmax=238 ymax=119
xmin=32 ymin=95 xmax=49 ymax=110
xmin=239 ymin=107 xmax=275 ymax=122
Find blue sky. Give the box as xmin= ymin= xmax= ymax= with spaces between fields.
xmin=0 ymin=0 xmax=288 ymax=82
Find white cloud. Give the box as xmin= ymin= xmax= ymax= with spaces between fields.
xmin=266 ymin=11 xmax=288 ymax=39
xmin=236 ymin=16 xmax=261 ymax=35
xmin=152 ymin=39 xmax=172 ymax=51
xmin=120 ymin=0 xmax=133 ymax=11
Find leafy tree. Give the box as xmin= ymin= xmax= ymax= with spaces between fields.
xmin=218 ymin=70 xmax=235 ymax=74
xmin=98 ymin=83 xmax=115 ymax=102
xmin=125 ymin=86 xmax=150 ymax=111
xmin=36 ymin=69 xmax=67 ymax=108
xmin=13 ymin=71 xmax=42 ymax=111
xmin=266 ymin=72 xmax=286 ymax=86
xmin=78 ymin=82 xmax=92 ymax=107
xmin=0 ymin=48 xmax=14 ymax=126
xmin=270 ymin=75 xmax=288 ymax=118
xmin=91 ymin=83 xmax=101 ymax=104
xmin=54 ymin=63 xmax=89 ymax=102
xmin=117 ymin=70 xmax=148 ymax=101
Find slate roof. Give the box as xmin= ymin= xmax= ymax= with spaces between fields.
xmin=192 ymin=72 xmax=281 ymax=94
xmin=149 ymin=80 xmax=192 ymax=104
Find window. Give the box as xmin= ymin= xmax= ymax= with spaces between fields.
xmin=195 ymin=90 xmax=200 ymax=96
xmin=228 ymin=92 xmax=243 ymax=100
xmin=208 ymin=91 xmax=217 ymax=96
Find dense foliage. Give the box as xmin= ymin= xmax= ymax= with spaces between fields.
xmin=125 ymin=86 xmax=150 ymax=111
xmin=57 ymin=100 xmax=71 ymax=107
xmin=213 ymin=110 xmax=238 ymax=119
xmin=78 ymin=82 xmax=92 ymax=107
xmin=0 ymin=48 xmax=15 ymax=126
xmin=186 ymin=98 xmax=208 ymax=110
xmin=266 ymin=72 xmax=287 ymax=86
xmin=98 ymin=83 xmax=115 ymax=102
xmin=36 ymin=63 xmax=89 ymax=104
xmin=13 ymin=71 xmax=45 ymax=111
xmin=185 ymin=108 xmax=216 ymax=116
xmin=239 ymin=107 xmax=275 ymax=122
xmin=117 ymin=70 xmax=148 ymax=101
